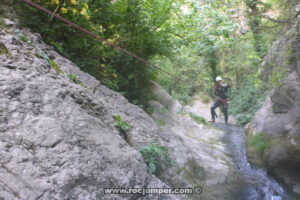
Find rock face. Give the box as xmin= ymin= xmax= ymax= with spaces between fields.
xmin=247 ymin=20 xmax=300 ymax=194
xmin=0 ymin=19 xmax=241 ymax=200
xmin=0 ymin=19 xmax=179 ymax=200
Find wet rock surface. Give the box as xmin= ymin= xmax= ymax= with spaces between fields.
xmin=217 ymin=123 xmax=288 ymax=200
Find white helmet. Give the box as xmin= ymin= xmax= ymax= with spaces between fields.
xmin=216 ymin=76 xmax=222 ymax=81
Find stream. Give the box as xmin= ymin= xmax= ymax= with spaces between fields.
xmin=214 ymin=123 xmax=289 ymax=200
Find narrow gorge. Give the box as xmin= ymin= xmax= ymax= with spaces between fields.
xmin=1 ymin=0 xmax=300 ymax=200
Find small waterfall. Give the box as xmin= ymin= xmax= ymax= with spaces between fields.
xmin=215 ymin=123 xmax=288 ymax=200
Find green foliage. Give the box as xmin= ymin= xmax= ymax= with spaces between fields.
xmin=17 ymin=32 xmax=29 ymax=42
xmin=113 ymin=115 xmax=130 ymax=132
xmin=67 ymin=74 xmax=82 ymax=84
xmin=36 ymin=51 xmax=50 ymax=61
xmin=0 ymin=43 xmax=9 ymax=55
xmin=0 ymin=17 xmax=4 ymax=28
xmin=36 ymin=51 xmax=63 ymax=74
xmin=139 ymin=143 xmax=171 ymax=174
xmin=16 ymin=0 xmax=178 ymax=106
xmin=229 ymin=78 xmax=265 ymax=126
xmin=157 ymin=119 xmax=166 ymax=127
xmin=173 ymin=92 xmax=193 ymax=105
xmin=150 ymin=0 xmax=240 ymax=103
xmin=235 ymin=113 xmax=254 ymax=126
xmin=267 ymin=67 xmax=290 ymax=88
xmin=49 ymin=40 xmax=64 ymax=54
xmin=249 ymin=133 xmax=270 ymax=153
xmin=49 ymin=59 xmax=62 ymax=74
xmin=189 ymin=113 xmax=208 ymax=125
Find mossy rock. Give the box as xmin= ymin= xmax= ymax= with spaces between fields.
xmin=180 ymin=159 xmax=206 ymax=200
xmin=246 ymin=132 xmax=300 ymax=167
xmin=68 ymin=74 xmax=82 ymax=84
xmin=180 ymin=158 xmax=244 ymax=200
xmin=49 ymin=59 xmax=62 ymax=74
xmin=0 ymin=42 xmax=9 ymax=55
xmin=182 ymin=159 xmax=206 ymax=185
xmin=264 ymin=136 xmax=300 ymax=167
xmin=0 ymin=18 xmax=5 ymax=28
xmin=181 ymin=159 xmax=243 ymax=200
xmin=246 ymin=132 xmax=270 ymax=166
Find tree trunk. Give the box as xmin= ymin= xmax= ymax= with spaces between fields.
xmin=245 ymin=0 xmax=264 ymax=57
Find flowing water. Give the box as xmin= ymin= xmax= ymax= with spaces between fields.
xmin=214 ymin=123 xmax=289 ymax=200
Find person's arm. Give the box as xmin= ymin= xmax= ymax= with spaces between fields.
xmin=215 ymin=86 xmax=222 ymax=101
xmin=222 ymin=83 xmax=231 ymax=88
xmin=214 ymin=86 xmax=217 ymax=96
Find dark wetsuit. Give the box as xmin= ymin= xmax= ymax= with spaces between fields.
xmin=211 ymin=84 xmax=230 ymax=123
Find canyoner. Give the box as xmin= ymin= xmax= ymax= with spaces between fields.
xmin=210 ymin=76 xmax=231 ymax=123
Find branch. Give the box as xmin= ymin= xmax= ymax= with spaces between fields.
xmin=168 ymin=31 xmax=187 ymax=39
xmin=261 ymin=15 xmax=292 ymax=24
xmin=49 ymin=0 xmax=66 ymax=27
xmin=151 ymin=0 xmax=178 ymax=32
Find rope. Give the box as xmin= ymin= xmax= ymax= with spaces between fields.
xmin=20 ymin=0 xmax=181 ymax=80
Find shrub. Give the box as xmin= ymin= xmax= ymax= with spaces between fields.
xmin=140 ymin=143 xmax=171 ymax=174
xmin=249 ymin=133 xmax=270 ymax=153
xmin=157 ymin=119 xmax=166 ymax=127
xmin=173 ymin=92 xmax=193 ymax=105
xmin=229 ymin=78 xmax=265 ymax=126
xmin=189 ymin=112 xmax=208 ymax=125
xmin=68 ymin=74 xmax=82 ymax=84
xmin=49 ymin=59 xmax=62 ymax=74
xmin=113 ymin=115 xmax=130 ymax=132
xmin=17 ymin=32 xmax=29 ymax=42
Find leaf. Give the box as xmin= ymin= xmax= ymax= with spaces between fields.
xmin=113 ymin=115 xmax=121 ymax=121
xmin=148 ymin=162 xmax=156 ymax=173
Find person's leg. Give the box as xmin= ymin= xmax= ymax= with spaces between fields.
xmin=211 ymin=101 xmax=219 ymax=122
xmin=222 ymin=105 xmax=228 ymax=123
